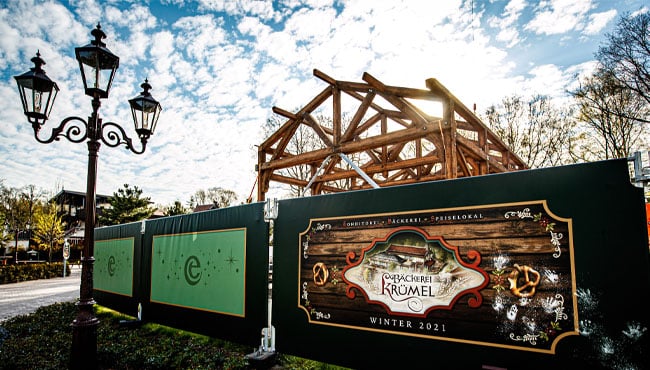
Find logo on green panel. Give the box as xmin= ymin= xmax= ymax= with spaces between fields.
xmin=108 ymin=255 xmax=116 ymax=276
xmin=94 ymin=238 xmax=134 ymax=297
xmin=150 ymin=228 xmax=246 ymax=317
xmin=184 ymin=255 xmax=201 ymax=285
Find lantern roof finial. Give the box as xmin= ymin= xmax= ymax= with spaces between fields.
xmin=90 ymin=23 xmax=107 ymax=47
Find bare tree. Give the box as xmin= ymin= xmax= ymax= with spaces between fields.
xmin=572 ymin=69 xmax=650 ymax=159
xmin=596 ymin=11 xmax=650 ymax=122
xmin=263 ymin=115 xmax=324 ymax=197
xmin=188 ymin=187 xmax=238 ymax=209
xmin=483 ymin=94 xmax=579 ymax=168
xmin=263 ymin=112 xmax=355 ymax=197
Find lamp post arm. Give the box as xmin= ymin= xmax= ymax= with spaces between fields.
xmin=101 ymin=121 xmax=147 ymax=154
xmin=32 ymin=116 xmax=89 ymax=144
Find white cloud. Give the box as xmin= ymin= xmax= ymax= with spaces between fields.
xmin=489 ymin=0 xmax=527 ymax=47
xmin=0 ymin=0 xmax=644 ymax=205
xmin=197 ymin=0 xmax=278 ymax=20
xmin=583 ymin=9 xmax=617 ymax=35
xmin=526 ymin=0 xmax=595 ymax=35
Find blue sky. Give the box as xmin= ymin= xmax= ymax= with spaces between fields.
xmin=0 ymin=0 xmax=647 ymax=206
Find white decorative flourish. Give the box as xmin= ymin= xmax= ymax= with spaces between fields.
xmin=622 ymin=321 xmax=647 ymax=340
xmin=301 ymin=281 xmax=309 ymax=301
xmin=314 ymin=223 xmax=331 ymax=231
xmin=522 ymin=316 xmax=537 ymax=332
xmin=509 ymin=332 xmax=539 ymax=345
xmin=518 ymin=297 xmax=531 ymax=306
xmin=303 ymin=223 xmax=330 ymax=259
xmin=313 ymin=311 xmax=331 ymax=320
xmin=550 ymin=232 xmax=563 ymax=258
xmin=542 ymin=294 xmax=563 ymax=315
xmin=504 ymin=208 xmax=533 ymax=219
xmin=493 ymin=254 xmax=509 ymax=270
xmin=492 ymin=295 xmax=504 ymax=312
xmin=303 ymin=280 xmax=330 ymax=320
xmin=576 ymin=288 xmax=598 ymax=312
xmin=600 ymin=337 xmax=616 ymax=355
xmin=407 ymin=298 xmax=424 ymax=312
xmin=552 ymin=294 xmax=568 ymax=322
xmin=579 ymin=319 xmax=596 ymax=336
xmin=543 ymin=269 xmax=559 ymax=284
xmin=504 ymin=208 xmax=564 ymax=259
xmin=507 ymin=304 xmax=518 ymax=321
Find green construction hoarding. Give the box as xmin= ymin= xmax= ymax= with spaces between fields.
xmin=94 ymin=202 xmax=268 ymax=347
xmin=150 ymin=228 xmax=246 ymax=316
xmin=95 ymin=237 xmax=134 ymax=297
xmin=271 ymin=159 xmax=649 ymax=369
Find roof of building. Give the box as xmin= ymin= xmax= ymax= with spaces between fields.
xmin=385 ymin=244 xmax=427 ymax=257
xmin=51 ymin=189 xmax=111 ymax=201
xmin=192 ymin=204 xmax=219 ymax=212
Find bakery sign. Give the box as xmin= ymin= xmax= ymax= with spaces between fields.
xmin=298 ymin=201 xmax=579 ymax=353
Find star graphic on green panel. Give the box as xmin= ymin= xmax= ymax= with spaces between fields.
xmin=225 ymin=248 xmax=239 ymax=272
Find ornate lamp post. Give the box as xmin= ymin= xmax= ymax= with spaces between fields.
xmin=14 ymin=23 xmax=162 ymax=369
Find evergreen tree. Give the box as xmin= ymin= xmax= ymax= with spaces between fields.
xmin=164 ymin=200 xmax=188 ymax=216
xmin=98 ymin=184 xmax=153 ymax=226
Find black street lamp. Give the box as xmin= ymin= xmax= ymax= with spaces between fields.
xmin=14 ymin=23 xmax=162 ymax=369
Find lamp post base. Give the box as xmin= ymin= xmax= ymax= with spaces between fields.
xmin=70 ymin=257 xmax=100 ymax=370
xmin=70 ymin=313 xmax=100 ymax=370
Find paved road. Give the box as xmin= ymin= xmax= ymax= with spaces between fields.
xmin=0 ymin=267 xmax=81 ymax=323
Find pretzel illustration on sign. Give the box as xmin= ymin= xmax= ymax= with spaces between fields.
xmin=313 ymin=262 xmax=329 ymax=286
xmin=507 ymin=263 xmax=541 ymax=298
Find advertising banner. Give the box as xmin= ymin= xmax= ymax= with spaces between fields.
xmin=299 ymin=201 xmax=577 ymax=353
xmin=94 ymin=237 xmax=135 ymax=297
xmin=141 ymin=202 xmax=268 ymax=346
xmin=150 ymin=228 xmax=246 ymax=316
xmin=272 ymin=159 xmax=649 ymax=369
xmin=94 ymin=221 xmax=144 ymax=317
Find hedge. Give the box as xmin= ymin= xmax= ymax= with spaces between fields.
xmin=0 ymin=262 xmax=71 ymax=284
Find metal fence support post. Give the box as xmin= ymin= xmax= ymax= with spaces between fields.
xmin=245 ymin=198 xmax=278 ymax=368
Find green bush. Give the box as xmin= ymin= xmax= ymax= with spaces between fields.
xmin=0 ymin=262 xmax=70 ymax=284
xmin=0 ymin=302 xmax=349 ymax=370
xmin=0 ymin=302 xmax=251 ymax=370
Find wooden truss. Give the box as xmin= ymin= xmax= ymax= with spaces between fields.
xmin=256 ymin=69 xmax=527 ymax=201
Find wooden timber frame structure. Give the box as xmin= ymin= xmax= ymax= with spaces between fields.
xmin=256 ymin=69 xmax=528 ymax=201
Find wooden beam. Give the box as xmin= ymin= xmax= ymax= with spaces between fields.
xmin=259 ymin=121 xmax=440 ymax=171
xmin=259 ymin=71 xmax=527 ymax=200
xmin=315 ymin=154 xmax=443 ymax=183
xmin=363 ymin=72 xmax=430 ymax=126
xmin=426 ymin=77 xmax=527 ymax=168
xmin=271 ymin=118 xmax=301 ymax=161
xmin=262 ymin=85 xmax=332 ymax=149
xmin=341 ymin=90 xmax=375 ymax=142
xmin=456 ymin=135 xmax=507 ymax=172
xmin=303 ymin=114 xmax=333 ymax=147
xmin=333 ymin=87 xmax=341 ymax=146
xmin=269 ymin=173 xmax=342 ymax=194
xmin=442 ymin=97 xmax=458 ymax=178
xmin=457 ymin=148 xmax=472 ymax=177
